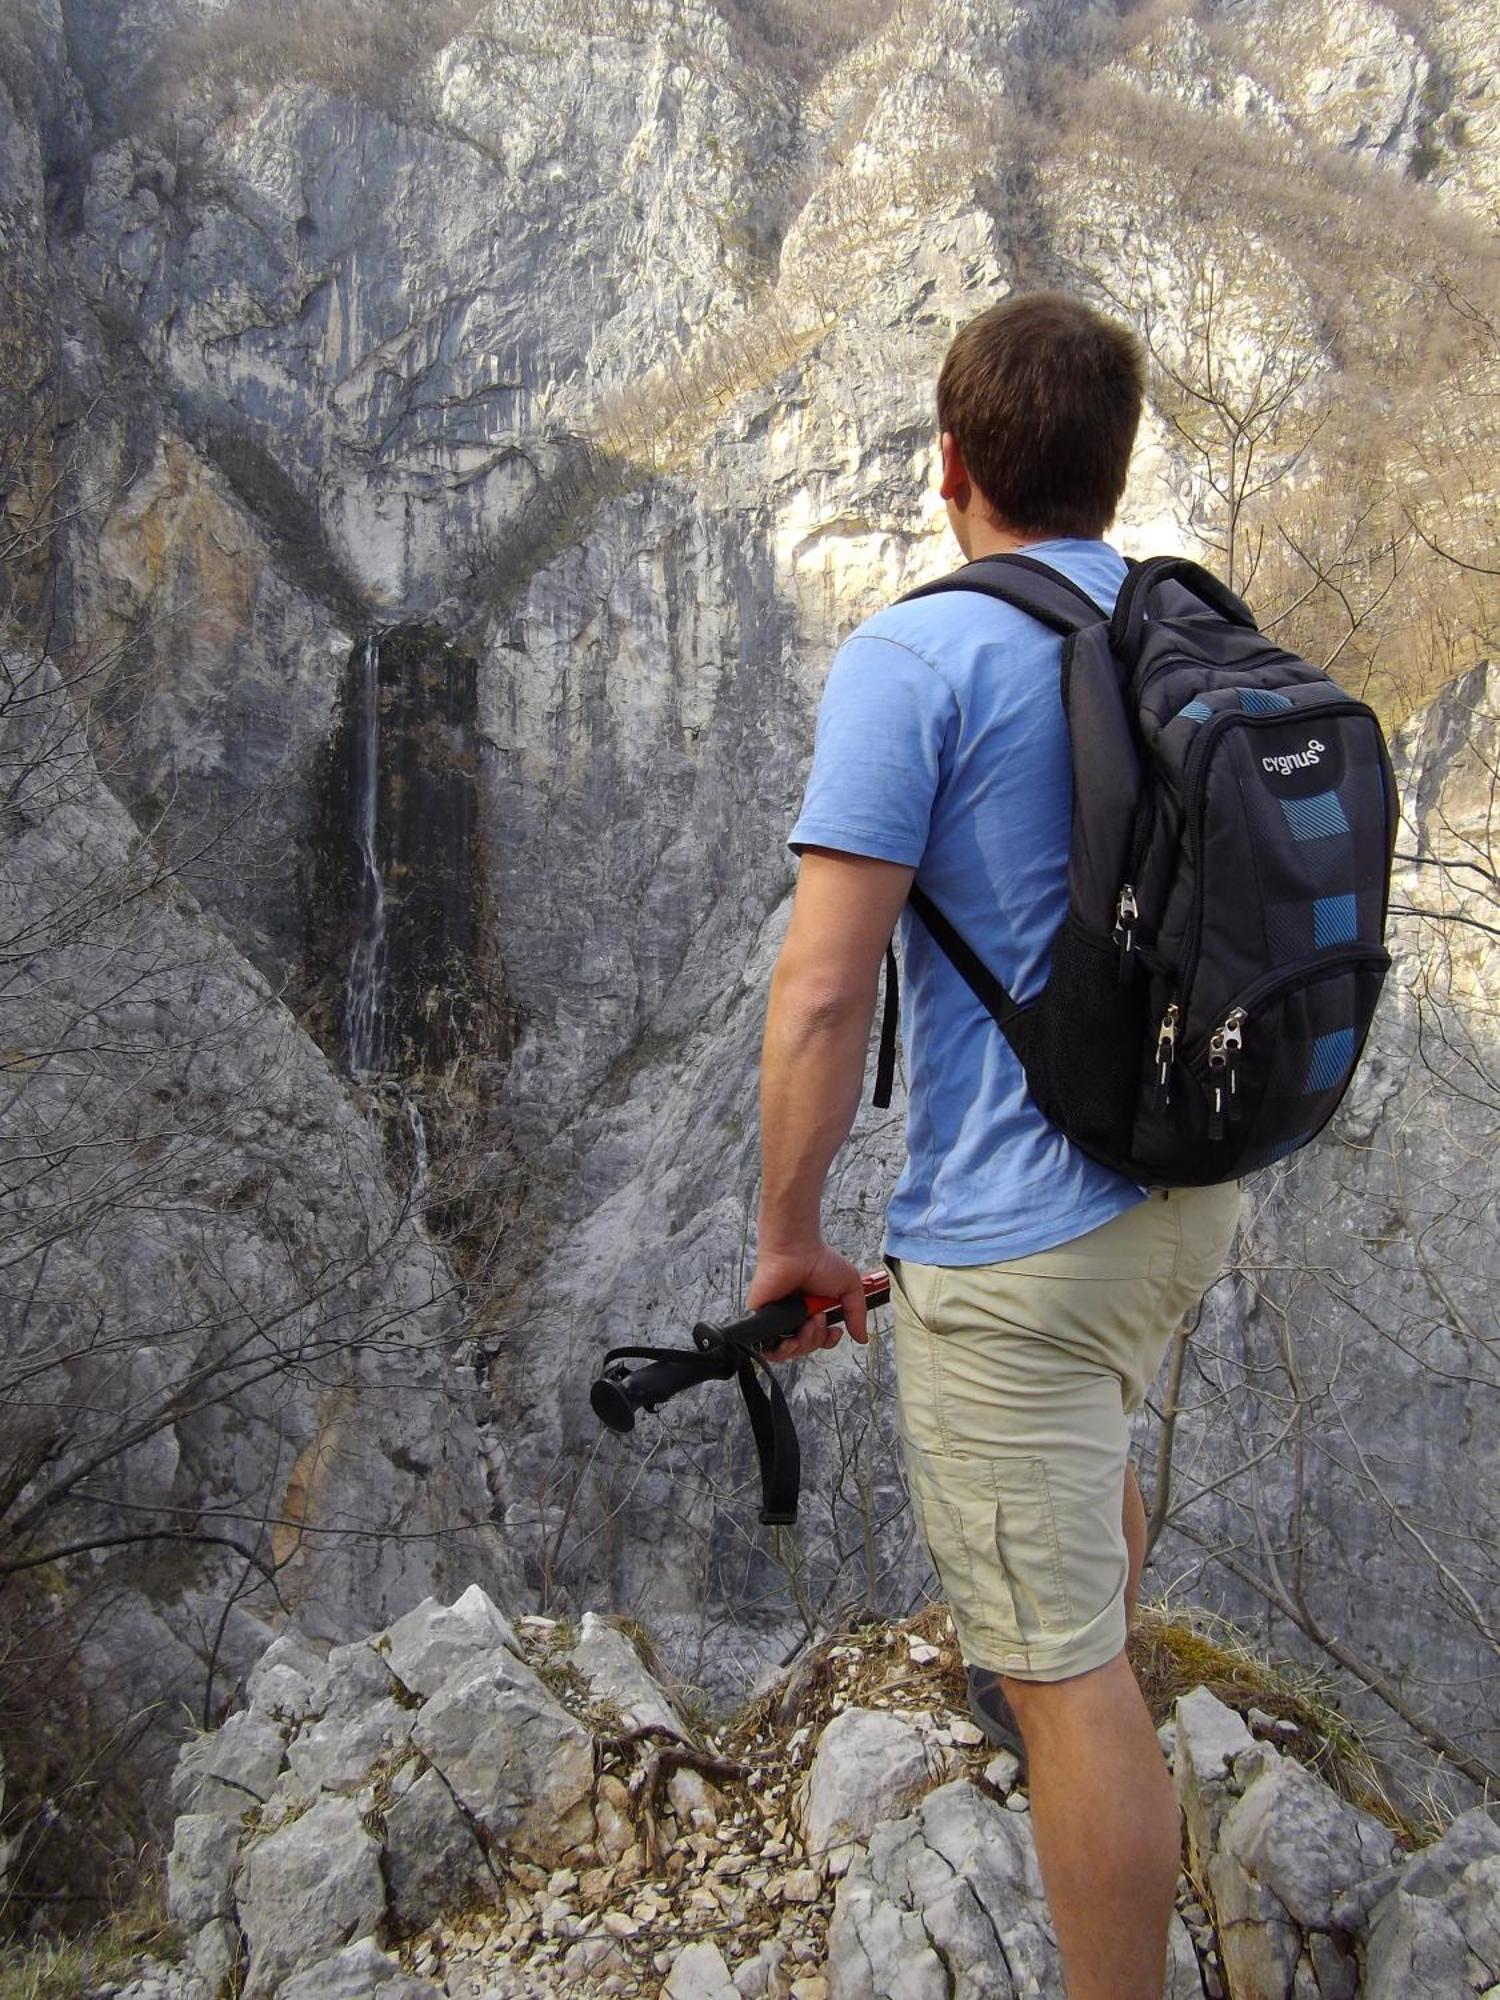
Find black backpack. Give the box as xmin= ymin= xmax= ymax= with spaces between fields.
xmin=873 ymin=554 xmax=1398 ymax=1186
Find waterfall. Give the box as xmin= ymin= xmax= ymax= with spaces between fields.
xmin=342 ymin=632 xmax=388 ymax=1076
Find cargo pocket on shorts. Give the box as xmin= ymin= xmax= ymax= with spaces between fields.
xmin=903 ymin=1441 xmax=1074 ymax=1673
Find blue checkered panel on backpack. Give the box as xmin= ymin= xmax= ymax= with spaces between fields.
xmin=1246 ymin=755 xmax=1389 ymax=972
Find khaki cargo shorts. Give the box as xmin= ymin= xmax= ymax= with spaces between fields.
xmin=888 ymin=1182 xmax=1240 ymax=1683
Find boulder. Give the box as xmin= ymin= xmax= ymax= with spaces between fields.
xmin=1165 ymin=1911 xmax=1207 ymax=1998
xmin=409 ymin=1649 xmax=595 ymax=1863
xmin=1173 ymin=1686 xmax=1257 ymax=1872
xmin=321 ymin=1639 xmax=404 ymax=1718
xmin=236 ymin=1793 xmax=387 ymax=1998
xmin=166 ymin=1812 xmax=241 ymax=1930
xmin=1362 ymin=1817 xmax=1500 ymax=1999
xmin=376 ymin=1586 xmax=520 ymax=1699
xmin=1215 ymin=1752 xmax=1399 ymax=1931
xmin=383 ymin=1767 xmax=498 ymax=1929
xmin=826 ymin=1780 xmax=1060 ymax=1999
xmin=278 ymin=1934 xmax=443 ymax=1998
xmin=569 ymin=1611 xmax=686 ymax=1737
xmin=171 ymin=1710 xmax=287 ymax=1818
xmin=800 ymin=1707 xmax=942 ymax=1856
xmin=284 ymin=1696 xmax=415 ymax=1795
xmin=245 ymin=1631 xmax=330 ymax=1724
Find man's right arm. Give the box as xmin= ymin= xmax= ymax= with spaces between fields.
xmin=751 ymin=847 xmax=915 ymax=1359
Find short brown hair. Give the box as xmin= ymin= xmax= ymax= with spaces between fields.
xmin=936 ymin=292 xmax=1145 ymax=538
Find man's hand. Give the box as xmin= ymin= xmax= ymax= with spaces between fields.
xmin=748 ymin=1241 xmax=869 ymax=1364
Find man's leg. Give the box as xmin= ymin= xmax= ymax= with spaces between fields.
xmin=888 ymin=1186 xmax=1239 ymax=2000
xmin=1003 ymin=1650 xmax=1179 ymax=2000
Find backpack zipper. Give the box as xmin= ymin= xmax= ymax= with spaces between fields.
xmin=1205 ymin=1007 xmax=1245 ymax=1140
xmin=1154 ymin=1001 xmax=1180 ymax=1104
xmin=1186 ymin=943 xmax=1390 ymax=1137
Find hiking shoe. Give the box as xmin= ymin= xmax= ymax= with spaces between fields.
xmin=966 ymin=1665 xmax=1028 ymax=1772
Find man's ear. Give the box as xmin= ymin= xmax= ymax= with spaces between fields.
xmin=938 ymin=430 xmax=970 ymax=506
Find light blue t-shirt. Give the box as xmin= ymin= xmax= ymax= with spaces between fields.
xmin=789 ymin=538 xmax=1146 ymax=1265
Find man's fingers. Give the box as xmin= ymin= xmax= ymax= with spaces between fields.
xmin=844 ymin=1281 xmax=869 ymax=1344
xmin=765 ymin=1311 xmax=828 ymax=1364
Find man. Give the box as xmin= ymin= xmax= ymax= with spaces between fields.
xmin=748 ymin=291 xmax=1239 ymax=2000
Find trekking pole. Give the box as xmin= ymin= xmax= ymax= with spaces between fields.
xmin=590 ymin=1269 xmax=891 ymax=1524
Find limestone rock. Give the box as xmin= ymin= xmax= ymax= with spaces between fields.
xmin=322 ymin=1641 xmax=405 ymax=1718
xmin=246 ymin=1661 xmax=324 ymax=1731
xmin=734 ymin=1938 xmax=791 ymax=1998
xmin=284 ymin=1697 xmax=415 ymax=1795
xmin=376 ymin=1586 xmax=521 ymax=1699
xmin=236 ymin=1793 xmax=387 ymax=1998
xmin=569 ymin=1611 xmax=686 ymax=1737
xmin=1174 ymin=1687 xmax=1258 ymax=1871
xmin=383 ymin=1767 xmax=498 ymax=1930
xmin=1216 ymin=1753 xmax=1399 ymax=1931
xmin=826 ymin=1779 xmax=1061 ymax=1999
xmin=800 ymin=1707 xmax=942 ymax=1857
xmin=183 ymin=1915 xmax=241 ymax=1997
xmin=278 ymin=1934 xmax=443 ymax=1999
xmin=1362 ymin=1815 xmax=1500 ymax=1998
xmin=166 ymin=1813 xmax=241 ymax=1930
xmin=663 ymin=1939 xmax=740 ymax=2000
xmin=1207 ymin=1842 xmax=1303 ymax=2000
xmin=172 ymin=1711 xmax=287 ymax=1818
xmin=409 ymin=1650 xmax=595 ymax=1863
xmin=1165 ymin=1911 xmax=1207 ymax=1998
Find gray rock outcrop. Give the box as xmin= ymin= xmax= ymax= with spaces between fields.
xmin=1175 ymin=1684 xmax=1500 ymax=1999
xmin=798 ymin=1706 xmax=943 ymax=1859
xmin=166 ymin=1589 xmax=582 ymax=1994
xmin=0 ymin=655 xmax=515 ymax=1888
xmin=155 ymin=1611 xmax=1500 ymax=2000
xmin=825 ymin=1779 xmax=1062 ymax=1999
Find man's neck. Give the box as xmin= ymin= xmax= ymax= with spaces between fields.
xmin=964 ymin=521 xmax=1051 ymax=560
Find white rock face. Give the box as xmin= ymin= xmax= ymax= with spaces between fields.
xmin=568 ymin=1610 xmax=688 ymax=1737
xmin=236 ymin=1793 xmax=387 ymax=1998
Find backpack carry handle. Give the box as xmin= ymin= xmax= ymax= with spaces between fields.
xmin=1110 ymin=557 xmax=1257 ymax=666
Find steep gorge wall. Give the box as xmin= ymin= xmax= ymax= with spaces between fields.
xmin=3 ymin=0 xmax=1497 ymax=1818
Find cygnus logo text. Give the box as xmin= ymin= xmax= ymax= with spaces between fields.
xmin=1262 ymin=738 xmax=1326 ymax=777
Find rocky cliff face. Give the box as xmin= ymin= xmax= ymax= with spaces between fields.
xmin=0 ymin=647 xmax=517 ymax=1903
xmin=1 ymin=0 xmax=1497 ymax=1880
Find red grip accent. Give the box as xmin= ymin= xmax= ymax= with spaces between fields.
xmin=801 ymin=1271 xmax=892 ymax=1321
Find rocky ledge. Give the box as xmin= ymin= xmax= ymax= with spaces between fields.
xmin=102 ymin=1592 xmax=1499 ymax=2000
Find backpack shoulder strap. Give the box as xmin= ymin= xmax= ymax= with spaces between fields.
xmin=897 ymin=552 xmax=1107 ymax=634
xmin=873 ymin=556 xmax=1100 ymax=1108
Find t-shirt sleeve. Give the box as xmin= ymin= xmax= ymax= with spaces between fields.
xmin=789 ymin=634 xmax=956 ymax=865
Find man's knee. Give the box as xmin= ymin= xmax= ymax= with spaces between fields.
xmin=999 ymin=1646 xmax=1135 ymax=1744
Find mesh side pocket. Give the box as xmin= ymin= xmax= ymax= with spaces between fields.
xmin=1008 ymin=917 xmax=1145 ymax=1164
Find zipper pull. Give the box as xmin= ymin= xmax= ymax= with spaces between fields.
xmin=1155 ymin=1002 xmax=1180 ymax=1104
xmin=1221 ymin=1008 xmax=1245 ymax=1102
xmin=1114 ymin=884 xmax=1139 ymax=984
xmin=1206 ymin=1008 xmax=1246 ymax=1141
